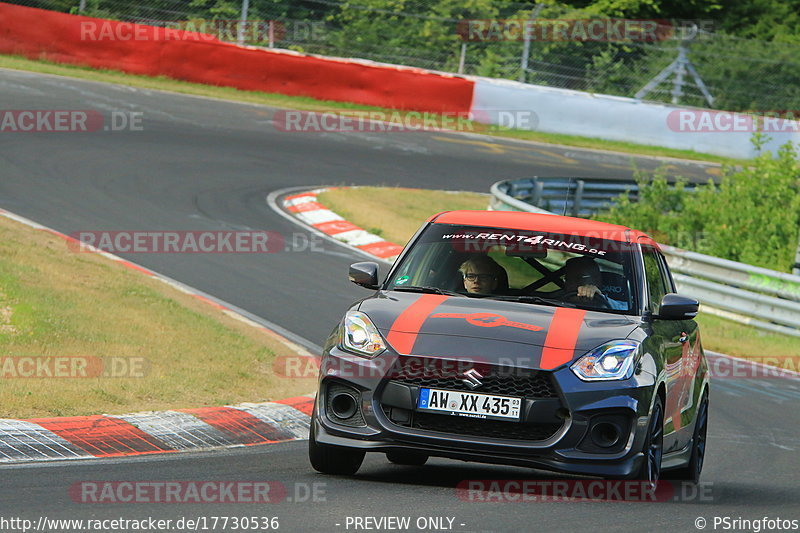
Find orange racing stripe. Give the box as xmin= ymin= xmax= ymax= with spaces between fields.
xmin=386 ymin=294 xmax=449 ymax=355
xmin=540 ymin=308 xmax=587 ymax=370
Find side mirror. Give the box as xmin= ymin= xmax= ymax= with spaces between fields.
xmin=655 ymin=293 xmax=699 ymax=320
xmin=349 ymin=262 xmax=379 ymax=289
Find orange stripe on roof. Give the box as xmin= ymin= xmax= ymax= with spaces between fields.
xmin=432 ymin=210 xmax=652 ymax=244
xmin=386 ymin=294 xmax=449 ymax=355
xmin=540 ymin=308 xmax=587 ymax=370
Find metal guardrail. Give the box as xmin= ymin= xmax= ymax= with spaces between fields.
xmin=492 ymin=176 xmax=702 ymax=218
xmin=491 ymin=177 xmax=639 ymax=218
xmin=490 ymin=178 xmax=800 ymax=337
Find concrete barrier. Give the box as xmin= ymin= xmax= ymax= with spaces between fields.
xmin=471 ymin=77 xmax=800 ymax=158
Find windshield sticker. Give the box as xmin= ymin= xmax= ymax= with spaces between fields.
xmin=432 ymin=312 xmax=544 ymax=332
xmin=441 ymin=232 xmax=608 ymax=256
xmin=395 ymin=275 xmax=410 ymax=285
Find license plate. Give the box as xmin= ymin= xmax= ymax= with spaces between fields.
xmin=417 ymin=388 xmax=522 ymax=421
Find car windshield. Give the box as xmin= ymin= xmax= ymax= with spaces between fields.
xmin=386 ymin=223 xmax=638 ymax=314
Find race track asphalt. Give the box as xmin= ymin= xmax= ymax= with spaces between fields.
xmin=0 ymin=68 xmax=797 ymax=532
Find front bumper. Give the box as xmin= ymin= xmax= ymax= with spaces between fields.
xmin=314 ymin=346 xmax=657 ymax=478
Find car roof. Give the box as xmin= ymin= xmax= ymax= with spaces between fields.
xmin=429 ymin=210 xmax=659 ymax=247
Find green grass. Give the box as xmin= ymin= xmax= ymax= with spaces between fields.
xmin=318 ymin=187 xmax=490 ymax=247
xmin=0 ymin=54 xmax=742 ymax=165
xmin=695 ymin=313 xmax=800 ymax=358
xmin=317 ymin=186 xmax=800 ymax=361
xmin=0 ymin=215 xmax=316 ymax=418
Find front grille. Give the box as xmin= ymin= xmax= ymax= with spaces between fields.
xmin=412 ymin=412 xmax=562 ymax=441
xmin=387 ymin=357 xmax=559 ymax=398
xmin=380 ymin=357 xmax=564 ymax=442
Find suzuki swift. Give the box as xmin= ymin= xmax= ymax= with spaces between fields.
xmin=309 ymin=210 xmax=709 ymax=486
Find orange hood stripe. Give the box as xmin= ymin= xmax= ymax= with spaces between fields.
xmin=540 ymin=307 xmax=587 ymax=370
xmin=386 ymin=294 xmax=449 ymax=355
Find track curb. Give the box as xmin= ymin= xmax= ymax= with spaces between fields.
xmin=276 ymin=187 xmax=404 ymax=264
xmin=0 ymin=208 xmax=318 ymax=464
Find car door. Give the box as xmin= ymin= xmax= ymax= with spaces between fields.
xmin=657 ymin=249 xmax=701 ymax=451
xmin=640 ymin=243 xmax=690 ymax=453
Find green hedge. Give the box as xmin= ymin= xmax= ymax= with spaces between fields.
xmin=595 ymin=136 xmax=800 ymax=272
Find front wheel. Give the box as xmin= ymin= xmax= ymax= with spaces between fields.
xmin=633 ymin=395 xmax=664 ymax=491
xmin=308 ymin=416 xmax=365 ymax=475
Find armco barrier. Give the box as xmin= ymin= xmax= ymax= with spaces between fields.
xmin=490 ymin=176 xmax=693 ymax=218
xmin=0 ymin=3 xmax=473 ymax=114
xmin=490 ymin=178 xmax=800 ymax=337
xmin=470 ymin=77 xmax=800 ymax=159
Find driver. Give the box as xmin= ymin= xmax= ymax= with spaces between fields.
xmin=564 ymin=256 xmax=627 ymax=310
xmin=459 ymin=255 xmax=505 ymax=295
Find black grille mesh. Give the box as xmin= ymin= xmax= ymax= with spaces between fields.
xmin=381 ymin=357 xmax=563 ymax=442
xmin=388 ymin=357 xmax=558 ymax=398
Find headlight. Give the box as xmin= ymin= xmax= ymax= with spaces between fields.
xmin=340 ymin=311 xmax=386 ymax=358
xmin=571 ymin=340 xmax=639 ymax=381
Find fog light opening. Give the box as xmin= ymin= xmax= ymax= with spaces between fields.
xmin=330 ymin=392 xmax=358 ymax=420
xmin=590 ymin=422 xmax=621 ymax=449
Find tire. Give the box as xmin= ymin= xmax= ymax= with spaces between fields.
xmin=308 ymin=416 xmax=365 ymax=475
xmin=386 ymin=450 xmax=428 ymax=466
xmin=664 ymin=392 xmax=708 ymax=484
xmin=632 ymin=394 xmax=664 ymax=491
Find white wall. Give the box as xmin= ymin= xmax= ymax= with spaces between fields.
xmin=470 ymin=77 xmax=800 ymax=159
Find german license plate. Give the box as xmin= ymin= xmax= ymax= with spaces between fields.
xmin=417 ymin=388 xmax=522 ymax=421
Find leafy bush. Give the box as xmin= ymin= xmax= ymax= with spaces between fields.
xmin=596 ymin=137 xmax=800 ymax=272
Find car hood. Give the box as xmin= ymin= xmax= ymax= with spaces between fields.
xmin=359 ymin=292 xmax=639 ymax=371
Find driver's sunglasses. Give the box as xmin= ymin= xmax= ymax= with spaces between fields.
xmin=463 ymin=273 xmax=496 ymax=282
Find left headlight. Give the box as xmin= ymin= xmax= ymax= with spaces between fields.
xmin=340 ymin=310 xmax=386 ymax=358
xmin=571 ymin=340 xmax=639 ymax=381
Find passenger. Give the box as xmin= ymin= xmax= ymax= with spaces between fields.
xmin=459 ymin=255 xmax=506 ymax=295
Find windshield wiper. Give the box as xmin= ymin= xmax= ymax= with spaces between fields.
xmin=491 ymin=295 xmax=577 ymax=308
xmin=391 ymin=286 xmax=464 ymax=296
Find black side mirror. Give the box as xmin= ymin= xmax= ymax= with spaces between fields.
xmin=655 ymin=293 xmax=699 ymax=320
xmin=349 ymin=262 xmax=379 ymax=289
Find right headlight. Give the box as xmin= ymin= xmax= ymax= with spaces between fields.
xmin=340 ymin=310 xmax=386 ymax=358
xmin=571 ymin=340 xmax=640 ymax=381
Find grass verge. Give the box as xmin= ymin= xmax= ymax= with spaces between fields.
xmin=0 ymin=215 xmax=317 ymax=418
xmin=0 ymin=53 xmax=739 ymax=165
xmin=316 ymin=186 xmax=800 ymax=360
